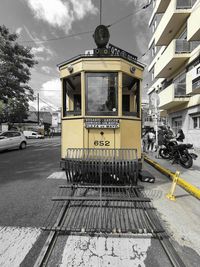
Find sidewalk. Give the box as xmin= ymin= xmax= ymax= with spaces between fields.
xmin=142 ymin=151 xmax=200 ymax=262
xmin=143 ymin=150 xmax=200 ymax=190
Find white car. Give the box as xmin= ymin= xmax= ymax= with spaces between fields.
xmin=23 ymin=131 xmax=44 ymax=139
xmin=0 ymin=131 xmax=27 ymax=151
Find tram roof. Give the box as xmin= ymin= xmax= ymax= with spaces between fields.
xmin=57 ymin=54 xmax=145 ymax=70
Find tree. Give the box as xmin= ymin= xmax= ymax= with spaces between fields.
xmin=0 ymin=25 xmax=37 ymax=126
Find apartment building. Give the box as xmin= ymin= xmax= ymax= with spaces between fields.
xmin=147 ymin=0 xmax=200 ymax=148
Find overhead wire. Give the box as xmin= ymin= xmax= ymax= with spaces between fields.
xmin=18 ymin=1 xmax=152 ymax=44
xmin=35 ymin=95 xmax=59 ymax=110
xmin=107 ymin=1 xmax=152 ymax=28
xmin=19 ymin=30 xmax=94 ymax=44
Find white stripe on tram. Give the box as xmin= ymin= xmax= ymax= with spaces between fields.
xmin=0 ymin=226 xmax=41 ymax=267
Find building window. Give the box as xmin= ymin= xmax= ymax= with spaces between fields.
xmin=174 ymin=71 xmax=186 ymax=96
xmin=172 ymin=117 xmax=182 ymax=134
xmin=191 ymin=114 xmax=200 ymax=129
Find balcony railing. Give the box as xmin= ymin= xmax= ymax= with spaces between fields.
xmin=174 ymin=83 xmax=187 ymax=96
xmin=175 ymin=39 xmax=191 ymax=53
xmin=176 ymin=0 xmax=193 ymax=9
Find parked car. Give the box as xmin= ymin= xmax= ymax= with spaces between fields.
xmin=0 ymin=131 xmax=27 ymax=151
xmin=23 ymin=131 xmax=44 ymax=139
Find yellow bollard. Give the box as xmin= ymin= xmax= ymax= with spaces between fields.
xmin=166 ymin=171 xmax=180 ymax=201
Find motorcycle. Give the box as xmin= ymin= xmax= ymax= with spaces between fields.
xmin=170 ymin=143 xmax=198 ymax=168
xmin=159 ymin=137 xmax=198 ymax=168
xmin=159 ymin=138 xmax=177 ymax=159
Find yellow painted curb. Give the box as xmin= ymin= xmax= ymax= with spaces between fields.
xmin=143 ymin=155 xmax=200 ymax=200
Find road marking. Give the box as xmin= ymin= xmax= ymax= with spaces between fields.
xmin=60 ymin=235 xmax=151 ymax=267
xmin=47 ymin=171 xmax=66 ymax=179
xmin=0 ymin=226 xmax=41 ymax=267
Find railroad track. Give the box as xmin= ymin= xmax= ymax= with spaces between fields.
xmin=34 ymin=184 xmax=186 ymax=267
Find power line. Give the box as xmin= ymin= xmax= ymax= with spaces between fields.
xmin=34 ymin=95 xmax=58 ymax=110
xmin=107 ymin=2 xmax=151 ymax=28
xmin=18 ymin=1 xmax=152 ymax=44
xmin=19 ymin=30 xmax=93 ymax=44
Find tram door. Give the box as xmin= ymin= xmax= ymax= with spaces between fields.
xmin=88 ymin=129 xmax=115 ymax=149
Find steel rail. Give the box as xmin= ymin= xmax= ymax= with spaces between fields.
xmin=35 ymin=183 xmax=186 ymax=267
xmin=51 ymin=196 xmax=150 ymax=202
xmin=59 ymin=184 xmax=144 ymax=189
xmin=33 ymin=187 xmax=76 ymax=267
xmin=157 ymin=233 xmax=187 ymax=267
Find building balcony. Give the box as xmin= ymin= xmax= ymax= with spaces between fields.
xmin=187 ymin=3 xmax=200 ymax=41
xmin=158 ymin=83 xmax=190 ymax=109
xmin=154 ymin=39 xmax=191 ymax=78
xmin=154 ymin=0 xmax=192 ymax=46
xmin=153 ymin=0 xmax=171 ymax=14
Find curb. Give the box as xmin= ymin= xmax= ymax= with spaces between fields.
xmin=143 ymin=155 xmax=200 ymax=200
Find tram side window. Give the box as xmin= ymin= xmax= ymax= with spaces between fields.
xmin=86 ymin=73 xmax=118 ymax=116
xmin=63 ymin=73 xmax=81 ymax=116
xmin=122 ymin=73 xmax=140 ymax=117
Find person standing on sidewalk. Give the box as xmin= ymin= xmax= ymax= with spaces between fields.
xmin=156 ymin=126 xmax=165 ymax=158
xmin=142 ymin=130 xmax=149 ymax=152
xmin=147 ymin=129 xmax=155 ymax=151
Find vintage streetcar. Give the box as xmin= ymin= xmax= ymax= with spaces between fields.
xmin=58 ymin=25 xmax=145 ymax=185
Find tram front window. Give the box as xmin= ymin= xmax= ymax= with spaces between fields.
xmin=86 ymin=73 xmax=118 ymax=116
xmin=63 ymin=73 xmax=81 ymax=116
xmin=122 ymin=73 xmax=140 ymax=117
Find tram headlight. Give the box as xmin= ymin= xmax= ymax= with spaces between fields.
xmin=67 ymin=64 xmax=73 ymax=73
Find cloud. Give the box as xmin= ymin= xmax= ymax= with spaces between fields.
xmin=24 ymin=26 xmax=54 ymax=61
xmin=41 ymin=66 xmax=52 ymax=74
xmin=26 ymin=0 xmax=98 ymax=33
xmin=39 ymin=79 xmax=61 ymax=109
xmin=16 ymin=27 xmax=23 ymax=35
xmin=70 ymin=0 xmax=98 ymax=20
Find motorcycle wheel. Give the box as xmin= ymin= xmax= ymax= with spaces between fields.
xmin=159 ymin=148 xmax=171 ymax=159
xmin=179 ymin=154 xmax=193 ymax=169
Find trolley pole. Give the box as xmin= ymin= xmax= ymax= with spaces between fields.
xmin=155 ymin=97 xmax=158 ymax=149
xmin=37 ymin=93 xmax=40 ymax=125
xmin=100 ymin=0 xmax=102 ymax=24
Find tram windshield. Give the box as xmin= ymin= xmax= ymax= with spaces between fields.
xmin=86 ymin=73 xmax=118 ymax=116
xmin=63 ymin=73 xmax=81 ymax=116
xmin=122 ymin=73 xmax=140 ymax=117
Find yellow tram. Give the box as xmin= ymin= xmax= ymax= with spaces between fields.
xmin=58 ymin=25 xmax=145 ymax=185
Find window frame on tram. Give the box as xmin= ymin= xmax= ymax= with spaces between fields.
xmin=63 ymin=73 xmax=82 ymax=117
xmin=122 ymin=73 xmax=140 ymax=118
xmin=62 ymin=70 xmax=141 ymax=119
xmin=85 ymin=72 xmax=118 ymax=116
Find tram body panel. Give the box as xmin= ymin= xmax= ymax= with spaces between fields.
xmin=61 ymin=119 xmax=84 ymax=158
xmin=88 ymin=128 xmax=116 ymax=149
xmin=59 ymin=58 xmax=143 ymax=81
xmin=120 ymin=119 xmax=141 ymax=158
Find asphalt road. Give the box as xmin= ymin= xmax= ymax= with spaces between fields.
xmin=0 ymin=138 xmax=199 ymax=267
xmin=0 ymin=137 xmax=62 ymax=227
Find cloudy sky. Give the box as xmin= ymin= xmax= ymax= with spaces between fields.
xmin=0 ymin=0 xmax=151 ymax=110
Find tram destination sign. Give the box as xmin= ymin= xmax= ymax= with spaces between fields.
xmin=108 ymin=43 xmax=138 ymax=63
xmin=85 ymin=118 xmax=120 ymax=129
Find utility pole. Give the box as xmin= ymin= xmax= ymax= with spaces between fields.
xmin=37 ymin=93 xmax=40 ymax=125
